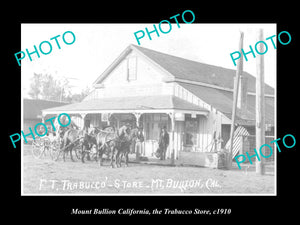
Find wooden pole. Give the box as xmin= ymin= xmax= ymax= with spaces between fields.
xmin=170 ymin=113 xmax=175 ymax=166
xmin=227 ymin=32 xmax=244 ymax=169
xmin=134 ymin=113 xmax=141 ymax=162
xmin=256 ymin=29 xmax=265 ymax=175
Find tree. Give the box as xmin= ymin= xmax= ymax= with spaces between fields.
xmin=40 ymin=74 xmax=62 ymax=101
xmin=28 ymin=73 xmax=89 ymax=103
xmin=28 ymin=73 xmax=70 ymax=101
xmin=65 ymin=86 xmax=90 ymax=103
xmin=28 ymin=73 xmax=42 ymax=99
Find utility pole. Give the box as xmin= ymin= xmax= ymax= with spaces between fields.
xmin=227 ymin=32 xmax=244 ymax=169
xmin=171 ymin=113 xmax=175 ymax=166
xmin=256 ymin=29 xmax=265 ymax=175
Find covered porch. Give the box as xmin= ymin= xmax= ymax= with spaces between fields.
xmin=42 ymin=95 xmax=209 ymax=162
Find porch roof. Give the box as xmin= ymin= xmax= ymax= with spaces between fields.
xmin=42 ymin=95 xmax=209 ymax=115
xmin=178 ymin=82 xmax=275 ymax=125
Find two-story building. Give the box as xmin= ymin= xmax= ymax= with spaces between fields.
xmin=41 ymin=44 xmax=275 ymax=163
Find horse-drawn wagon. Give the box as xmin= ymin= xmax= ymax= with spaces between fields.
xmin=31 ymin=124 xmax=142 ymax=168
xmin=31 ymin=133 xmax=61 ymax=160
xmin=31 ymin=127 xmax=84 ymax=162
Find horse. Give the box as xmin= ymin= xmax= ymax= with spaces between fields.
xmin=80 ymin=126 xmax=113 ymax=163
xmin=60 ymin=128 xmax=86 ymax=162
xmin=95 ymin=126 xmax=117 ymax=167
xmin=111 ymin=127 xmax=140 ymax=168
xmin=87 ymin=126 xmax=102 ymax=136
xmin=80 ymin=131 xmax=98 ymax=163
xmin=95 ymin=124 xmax=134 ymax=168
xmin=94 ymin=124 xmax=140 ymax=168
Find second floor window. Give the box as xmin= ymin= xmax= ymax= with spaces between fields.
xmin=127 ymin=56 xmax=137 ymax=81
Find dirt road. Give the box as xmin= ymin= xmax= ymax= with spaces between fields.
xmin=22 ymin=145 xmax=275 ymax=195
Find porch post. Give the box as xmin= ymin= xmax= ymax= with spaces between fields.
xmin=168 ymin=112 xmax=175 ymax=165
xmin=134 ymin=113 xmax=142 ymax=162
xmin=108 ymin=113 xmax=112 ymax=126
xmin=103 ymin=113 xmax=112 ymax=126
xmin=80 ymin=113 xmax=87 ymax=119
xmin=134 ymin=113 xmax=141 ymax=128
xmin=80 ymin=113 xmax=87 ymax=130
xmin=41 ymin=111 xmax=46 ymax=123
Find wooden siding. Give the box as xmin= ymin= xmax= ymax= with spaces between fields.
xmin=84 ymin=82 xmax=227 ymax=154
xmin=84 ymin=51 xmax=173 ymax=101
xmin=82 ymin=50 xmax=232 ymax=155
xmin=173 ymin=82 xmax=225 ymax=152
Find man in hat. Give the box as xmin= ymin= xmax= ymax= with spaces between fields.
xmin=158 ymin=126 xmax=169 ymax=160
xmin=135 ymin=126 xmax=145 ymax=159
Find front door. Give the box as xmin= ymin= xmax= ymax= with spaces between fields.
xmin=184 ymin=114 xmax=198 ymax=151
xmin=143 ymin=114 xmax=169 ymax=157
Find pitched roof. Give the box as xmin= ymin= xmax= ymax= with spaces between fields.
xmin=93 ymin=44 xmax=274 ymax=95
xmin=178 ymin=82 xmax=275 ymax=125
xmin=42 ymin=95 xmax=209 ymax=113
xmin=129 ymin=45 xmax=274 ymax=125
xmin=131 ymin=45 xmax=274 ymax=95
xmin=44 ymin=45 xmax=274 ymax=126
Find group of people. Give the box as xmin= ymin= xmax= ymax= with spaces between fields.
xmin=117 ymin=124 xmax=170 ymax=161
xmin=39 ymin=114 xmax=171 ymax=161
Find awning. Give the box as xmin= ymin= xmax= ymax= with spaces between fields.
xmin=42 ymin=95 xmax=209 ymax=116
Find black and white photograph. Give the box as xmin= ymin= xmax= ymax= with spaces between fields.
xmin=4 ymin=6 xmax=298 ymax=221
xmin=20 ymin=23 xmax=276 ymax=195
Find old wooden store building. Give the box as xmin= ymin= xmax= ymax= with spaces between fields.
xmin=42 ymin=44 xmax=275 ymax=166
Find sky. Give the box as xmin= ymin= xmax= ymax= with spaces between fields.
xmin=21 ymin=23 xmax=276 ymax=97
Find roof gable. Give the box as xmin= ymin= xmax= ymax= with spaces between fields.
xmin=93 ymin=45 xmax=174 ymax=86
xmin=93 ymin=44 xmax=274 ymax=95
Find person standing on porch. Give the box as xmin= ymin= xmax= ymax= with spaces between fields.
xmin=135 ymin=126 xmax=145 ymax=157
xmin=158 ymin=126 xmax=169 ymax=160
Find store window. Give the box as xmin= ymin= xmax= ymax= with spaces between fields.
xmin=184 ymin=115 xmax=198 ymax=146
xmin=144 ymin=114 xmax=169 ymax=140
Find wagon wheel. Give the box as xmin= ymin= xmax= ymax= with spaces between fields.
xmin=43 ymin=138 xmax=52 ymax=158
xmin=74 ymin=144 xmax=84 ymax=160
xmin=32 ymin=138 xmax=44 ymax=159
xmin=50 ymin=139 xmax=62 ymax=160
xmin=90 ymin=147 xmax=98 ymax=162
xmin=33 ymin=137 xmax=52 ymax=159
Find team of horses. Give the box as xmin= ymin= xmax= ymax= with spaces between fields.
xmin=58 ymin=124 xmax=142 ymax=168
